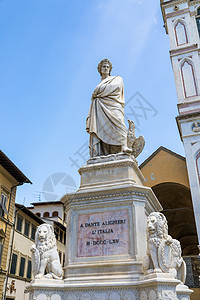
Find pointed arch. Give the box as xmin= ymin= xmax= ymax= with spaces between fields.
xmin=174 ymin=19 xmax=188 ymax=46
xmin=196 ymin=7 xmax=200 ymax=37
xmin=180 ymin=58 xmax=198 ymax=98
xmin=195 ymin=149 xmax=200 ymax=184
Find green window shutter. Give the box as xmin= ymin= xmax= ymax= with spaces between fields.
xmin=24 ymin=220 xmax=30 ymax=237
xmin=10 ymin=254 xmax=18 ymax=275
xmin=19 ymin=257 xmax=25 ymax=277
xmin=16 ymin=215 xmax=23 ymax=232
xmin=31 ymin=225 xmax=36 ymax=240
xmin=27 ymin=260 xmax=32 ymax=279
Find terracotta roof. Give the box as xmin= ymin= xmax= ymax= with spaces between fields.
xmin=139 ymin=146 xmax=185 ymax=169
xmin=15 ymin=203 xmax=44 ymax=224
xmin=30 ymin=201 xmax=63 ymax=206
xmin=0 ymin=150 xmax=32 ymax=184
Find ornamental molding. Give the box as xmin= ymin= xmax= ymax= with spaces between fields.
xmin=64 ymin=190 xmax=147 ymax=207
xmin=170 ymin=44 xmax=198 ymax=56
xmin=78 ymin=160 xmax=139 ymax=174
xmin=165 ymin=8 xmax=190 ymax=19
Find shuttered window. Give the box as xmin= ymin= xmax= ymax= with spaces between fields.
xmin=0 ymin=194 xmax=8 ymax=217
xmin=31 ymin=225 xmax=36 ymax=240
xmin=10 ymin=253 xmax=18 ymax=275
xmin=24 ymin=220 xmax=30 ymax=237
xmin=19 ymin=257 xmax=25 ymax=277
xmin=16 ymin=215 xmax=23 ymax=232
xmin=27 ymin=260 xmax=32 ymax=279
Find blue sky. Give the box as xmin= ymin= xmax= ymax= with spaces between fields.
xmin=1 ymin=0 xmax=184 ymax=205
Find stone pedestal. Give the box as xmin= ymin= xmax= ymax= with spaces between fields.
xmin=62 ymin=154 xmax=161 ymax=285
xmin=27 ymin=154 xmax=193 ymax=299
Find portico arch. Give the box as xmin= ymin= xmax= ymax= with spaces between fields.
xmin=152 ymin=182 xmax=198 ymax=255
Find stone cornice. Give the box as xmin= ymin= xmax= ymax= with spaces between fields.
xmin=166 ymin=8 xmax=190 ymax=19
xmin=79 ymin=159 xmax=138 ymax=174
xmin=61 ymin=185 xmax=162 ymax=213
xmin=170 ymin=44 xmax=198 ymax=56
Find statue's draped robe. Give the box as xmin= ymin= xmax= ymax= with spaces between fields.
xmin=87 ymin=76 xmax=127 ymax=156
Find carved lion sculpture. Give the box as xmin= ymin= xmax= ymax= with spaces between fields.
xmin=30 ymin=224 xmax=62 ymax=280
xmin=142 ymin=212 xmax=186 ymax=282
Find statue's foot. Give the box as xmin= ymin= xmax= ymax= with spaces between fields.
xmin=44 ymin=273 xmax=53 ymax=279
xmin=122 ymin=146 xmax=132 ymax=153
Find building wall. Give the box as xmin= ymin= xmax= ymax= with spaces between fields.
xmin=5 ymin=205 xmax=66 ymax=299
xmin=160 ymin=0 xmax=200 ymax=248
xmin=6 ymin=209 xmax=40 ymax=300
xmin=140 ymin=148 xmax=190 ymax=188
xmin=29 ymin=203 xmax=64 ymax=220
xmin=0 ymin=166 xmax=17 ymax=300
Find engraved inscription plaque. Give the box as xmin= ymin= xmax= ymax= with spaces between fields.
xmin=77 ymin=210 xmax=129 ymax=257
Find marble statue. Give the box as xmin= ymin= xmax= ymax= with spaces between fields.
xmin=86 ymin=59 xmax=142 ymax=157
xmin=143 ymin=212 xmax=186 ymax=282
xmin=30 ymin=224 xmax=62 ymax=280
xmin=127 ymin=119 xmax=145 ymax=158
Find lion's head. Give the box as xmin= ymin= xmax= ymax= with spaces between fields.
xmin=147 ymin=212 xmax=168 ymax=240
xmin=35 ymin=224 xmax=56 ymax=253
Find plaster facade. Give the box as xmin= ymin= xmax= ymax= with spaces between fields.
xmin=0 ymin=150 xmax=31 ymax=300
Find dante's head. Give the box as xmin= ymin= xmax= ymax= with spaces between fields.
xmin=97 ymin=59 xmax=112 ymax=76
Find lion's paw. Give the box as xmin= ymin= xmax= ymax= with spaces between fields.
xmin=44 ymin=273 xmax=53 ymax=279
xmin=35 ymin=273 xmax=43 ymax=279
xmin=154 ymin=268 xmax=162 ymax=273
xmin=146 ymin=269 xmax=154 ymax=274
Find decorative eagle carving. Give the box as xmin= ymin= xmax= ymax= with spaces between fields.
xmin=127 ymin=119 xmax=145 ymax=158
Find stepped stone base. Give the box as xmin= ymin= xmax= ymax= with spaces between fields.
xmin=27 ymin=154 xmax=192 ymax=300
xmin=27 ymin=274 xmax=193 ymax=299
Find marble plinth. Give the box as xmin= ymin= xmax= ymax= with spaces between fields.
xmin=78 ymin=153 xmax=145 ymax=191
xmin=60 ymin=154 xmax=161 ymax=285
xmin=28 ymin=154 xmax=192 ymax=299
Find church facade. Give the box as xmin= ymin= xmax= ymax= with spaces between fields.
xmin=160 ymin=0 xmax=200 ymax=253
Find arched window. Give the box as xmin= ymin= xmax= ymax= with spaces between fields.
xmin=35 ymin=212 xmax=41 ymax=217
xmin=180 ymin=60 xmax=198 ymax=98
xmin=174 ymin=21 xmax=188 ymax=46
xmin=52 ymin=211 xmax=58 ymax=217
xmin=196 ymin=7 xmax=200 ymax=37
xmin=43 ymin=212 xmax=49 ymax=218
xmin=196 ymin=150 xmax=200 ymax=184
